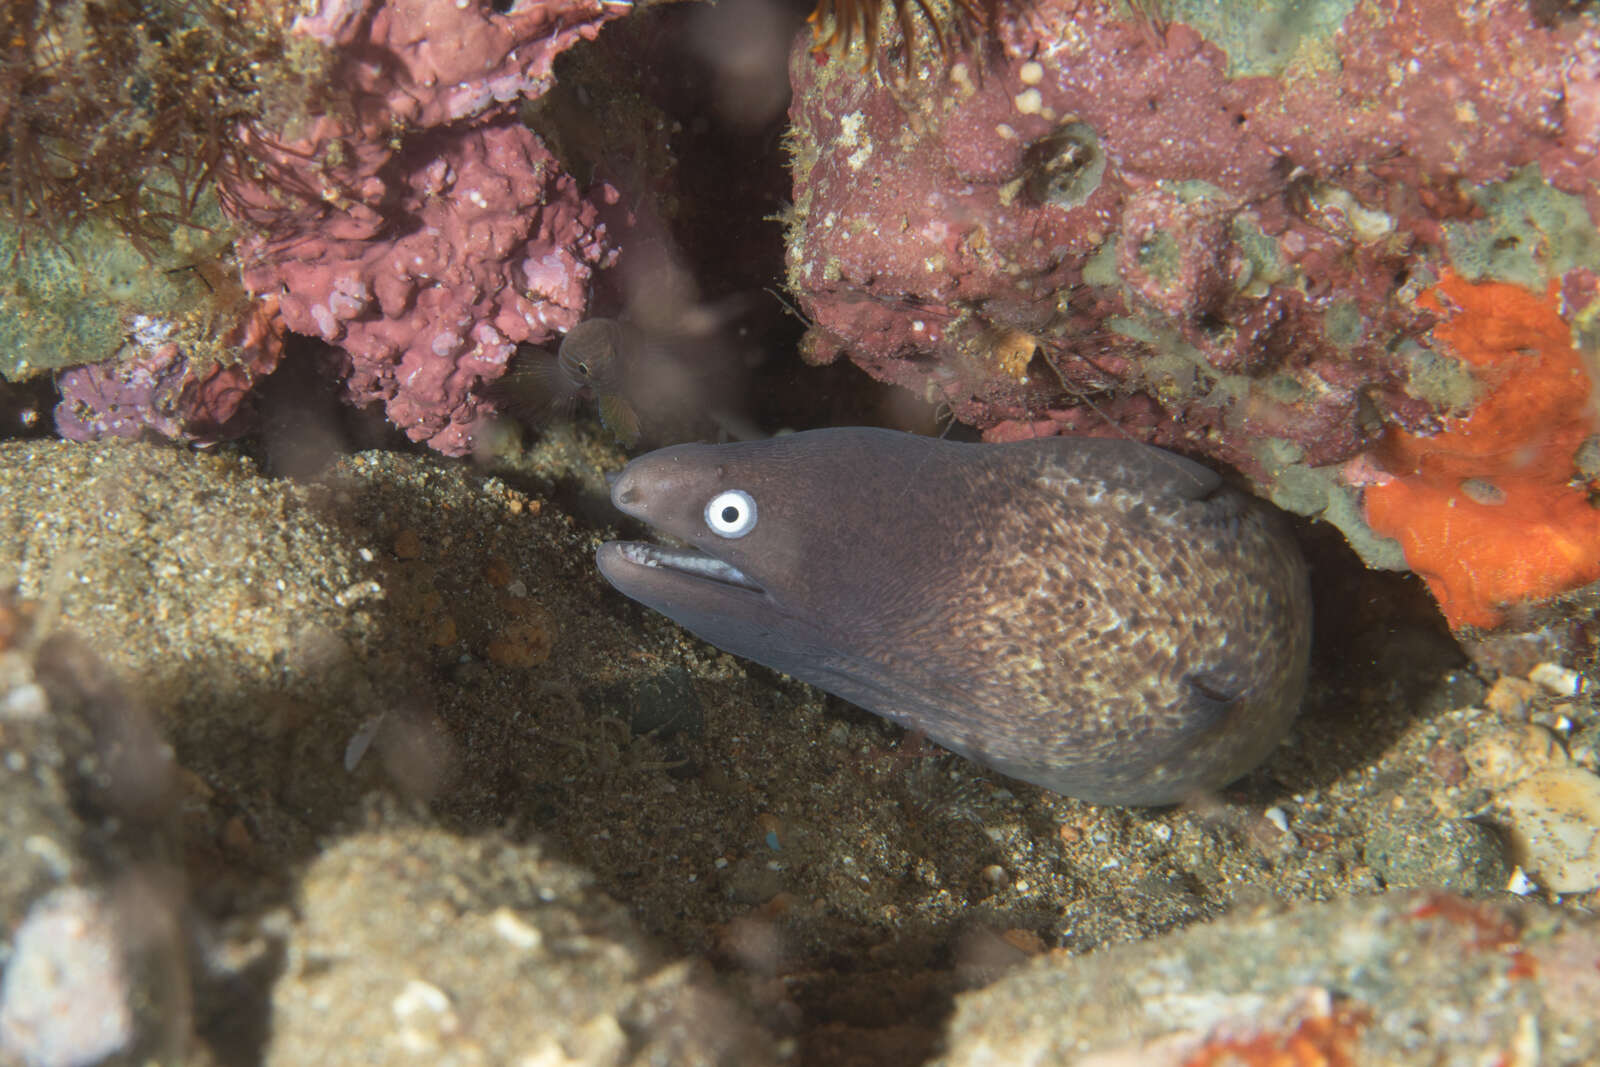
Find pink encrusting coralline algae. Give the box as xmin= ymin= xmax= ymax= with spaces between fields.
xmin=787 ymin=0 xmax=1600 ymax=473
xmin=220 ymin=0 xmax=628 ymax=454
xmin=55 ymin=300 xmax=285 ymax=446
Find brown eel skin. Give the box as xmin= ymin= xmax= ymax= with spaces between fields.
xmin=597 ymin=427 xmax=1311 ymax=806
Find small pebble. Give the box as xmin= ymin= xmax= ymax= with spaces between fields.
xmin=427 ymin=615 xmax=458 ymax=647
xmin=490 ymin=908 xmax=543 ymax=951
xmin=344 ymin=714 xmax=385 ymax=771
xmin=1001 ymin=928 xmax=1045 ymax=955
xmin=1497 ymin=767 xmax=1600 ymax=892
xmin=485 ymin=615 xmax=555 ymax=668
xmin=482 ymin=556 xmax=513 ymax=587
xmin=1470 ymin=628 xmax=1565 ymax=678
xmin=391 ymin=978 xmax=458 ymax=1054
xmin=392 ymin=528 xmax=423 ymax=559
xmin=391 ymin=978 xmax=452 ymax=1023
xmin=1568 ymin=725 xmax=1600 ymax=772
xmin=1364 ymin=816 xmax=1510 ymax=893
xmin=0 ymin=679 xmax=47 ymax=721
xmin=1484 ymin=676 xmax=1537 ymax=719
xmin=221 ymin=815 xmax=255 ymax=855
xmin=333 ymin=580 xmax=384 ymax=607
xmin=1530 ymin=661 xmax=1583 ymax=697
xmin=757 ymin=812 xmax=784 ymax=851
xmin=1463 ymin=724 xmax=1567 ymax=791
xmin=1425 ymin=740 xmax=1469 ymax=786
xmin=1574 ymin=433 xmax=1600 ymax=479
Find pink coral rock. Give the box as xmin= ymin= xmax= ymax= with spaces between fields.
xmin=224 ymin=0 xmax=625 ymax=454
xmin=290 ymin=0 xmax=619 ymax=129
xmin=55 ymin=300 xmax=285 ymax=446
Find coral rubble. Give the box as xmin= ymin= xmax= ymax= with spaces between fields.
xmin=933 ymin=892 xmax=1600 ymax=1065
xmin=0 ymin=591 xmax=184 ymax=1067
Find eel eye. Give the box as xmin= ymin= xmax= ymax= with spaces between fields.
xmin=705 ymin=489 xmax=757 ymax=538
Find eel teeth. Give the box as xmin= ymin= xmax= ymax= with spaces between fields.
xmin=617 ymin=543 xmax=762 ymax=592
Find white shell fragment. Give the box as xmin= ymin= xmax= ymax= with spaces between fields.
xmin=1498 ymin=767 xmax=1600 ymax=893
xmin=1529 ymin=662 xmax=1583 ymax=698
xmin=344 ymin=714 xmax=386 ymax=772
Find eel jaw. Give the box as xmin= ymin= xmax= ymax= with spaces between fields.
xmin=608 ymin=541 xmax=764 ymax=594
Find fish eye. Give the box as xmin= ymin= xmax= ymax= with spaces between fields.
xmin=705 ymin=489 xmax=757 ymax=538
xmin=576 ymin=361 xmax=590 ymax=376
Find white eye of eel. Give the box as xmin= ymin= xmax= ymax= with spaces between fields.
xmin=704 ymin=489 xmax=757 ymax=538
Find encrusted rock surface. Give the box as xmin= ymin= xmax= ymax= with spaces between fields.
xmin=933 ymin=891 xmax=1600 ymax=1066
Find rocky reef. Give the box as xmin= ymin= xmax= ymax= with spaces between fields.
xmin=3 ymin=3 xmax=1600 ymax=1061
xmin=7 ymin=0 xmax=1596 ymax=632
xmin=3 ymin=0 xmax=624 ymax=456
xmin=0 ymin=0 xmax=291 ymax=445
xmin=785 ymin=0 xmax=1600 ymax=632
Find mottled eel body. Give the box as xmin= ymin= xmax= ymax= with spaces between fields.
xmin=597 ymin=428 xmax=1311 ymax=805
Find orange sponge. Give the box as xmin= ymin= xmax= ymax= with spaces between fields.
xmin=1363 ymin=273 xmax=1600 ymax=630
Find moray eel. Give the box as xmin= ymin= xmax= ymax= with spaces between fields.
xmin=596 ymin=427 xmax=1311 ymax=805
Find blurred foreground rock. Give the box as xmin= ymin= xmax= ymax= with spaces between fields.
xmin=934 ymin=891 xmax=1600 ymax=1066
xmin=266 ymin=825 xmax=776 ymax=1066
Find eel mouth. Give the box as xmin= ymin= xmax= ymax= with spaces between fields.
xmin=610 ymin=541 xmax=764 ymax=594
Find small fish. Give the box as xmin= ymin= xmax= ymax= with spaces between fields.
xmin=596 ymin=427 xmax=1311 ymax=805
xmin=493 ymin=319 xmax=647 ymax=446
